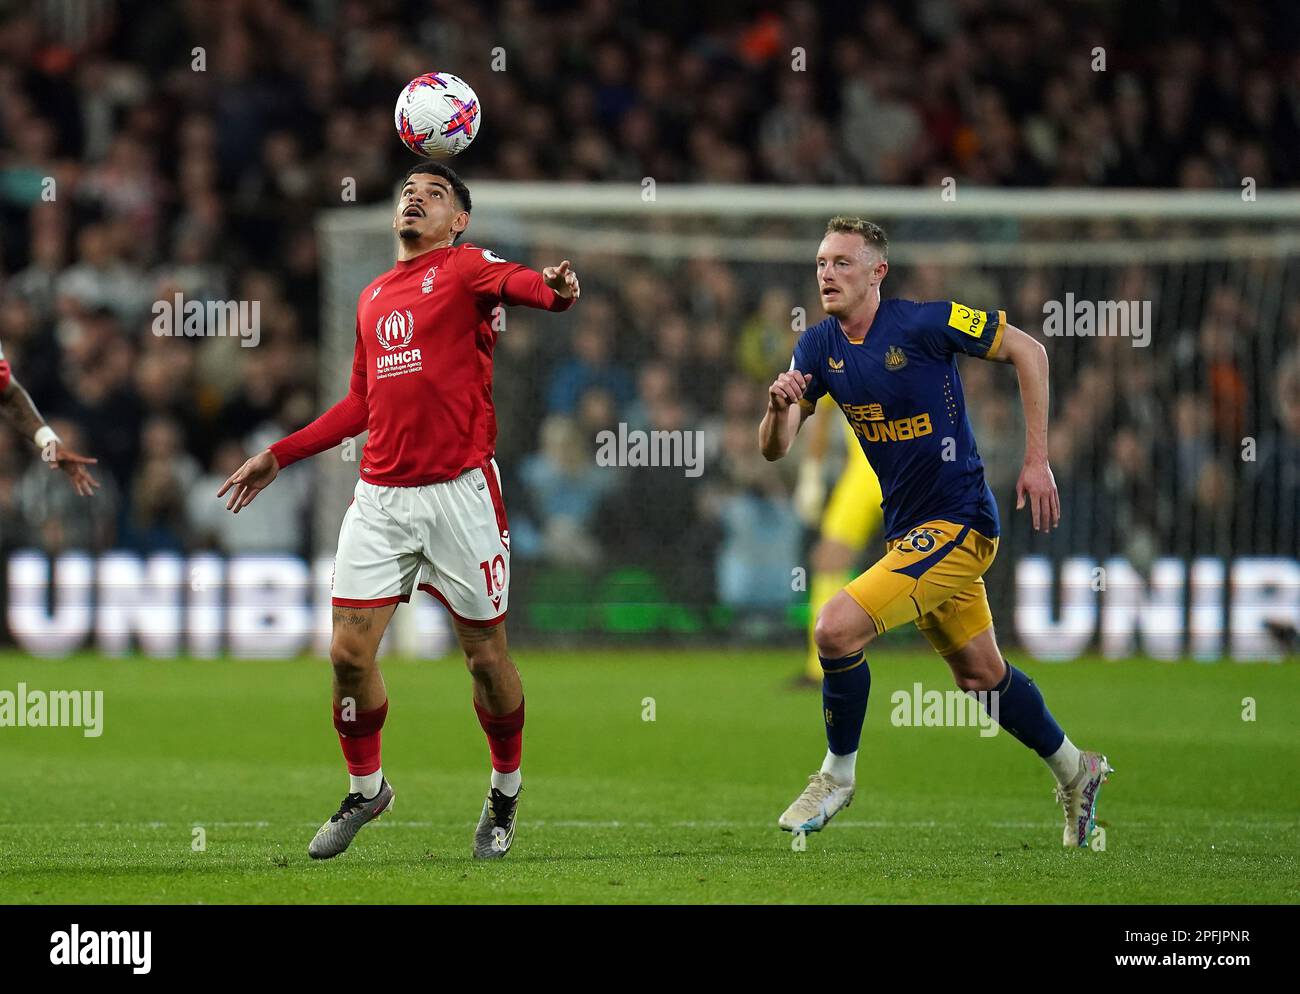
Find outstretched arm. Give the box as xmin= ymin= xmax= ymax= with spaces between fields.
xmin=221 ymin=317 xmax=370 ymax=515
xmin=988 ymin=323 xmax=1059 ymax=531
xmin=0 ymin=364 xmax=43 ymax=440
xmin=499 ymin=261 xmax=580 ymax=311
xmin=0 ymin=364 xmax=99 ymax=497
xmin=218 ymin=365 xmax=368 ymax=514
xmin=267 ymin=381 xmax=368 ymax=470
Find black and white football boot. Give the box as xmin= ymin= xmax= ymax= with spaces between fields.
xmin=473 ymin=785 xmax=521 ymax=860
xmin=307 ymin=779 xmax=395 ymax=860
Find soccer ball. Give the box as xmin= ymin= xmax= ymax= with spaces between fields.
xmin=395 ymin=72 xmax=481 ymax=159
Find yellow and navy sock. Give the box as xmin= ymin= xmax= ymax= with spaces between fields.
xmin=982 ymin=660 xmax=1066 ymax=757
xmin=820 ymin=650 xmax=870 ymax=758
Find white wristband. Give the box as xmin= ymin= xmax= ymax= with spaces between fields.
xmin=34 ymin=425 xmax=60 ymax=449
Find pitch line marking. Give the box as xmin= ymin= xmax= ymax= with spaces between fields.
xmin=7 ymin=818 xmax=1300 ymax=831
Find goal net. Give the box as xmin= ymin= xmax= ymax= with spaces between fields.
xmin=318 ymin=186 xmax=1300 ymax=660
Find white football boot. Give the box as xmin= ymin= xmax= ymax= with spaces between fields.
xmin=778 ymin=771 xmax=855 ymax=832
xmin=1054 ymin=751 xmax=1113 ymax=848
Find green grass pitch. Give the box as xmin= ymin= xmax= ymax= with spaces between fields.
xmin=1 ymin=647 xmax=1296 ymax=904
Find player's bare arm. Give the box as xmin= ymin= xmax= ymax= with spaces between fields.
xmin=988 ymin=323 xmax=1059 ymax=532
xmin=217 ymin=344 xmax=368 ymax=515
xmin=759 ymin=369 xmax=813 ymax=460
xmin=0 ymin=374 xmax=100 ymax=497
xmin=217 ymin=448 xmax=279 ymax=513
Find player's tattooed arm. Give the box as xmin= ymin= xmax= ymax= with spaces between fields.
xmin=0 ymin=375 xmax=45 ymax=439
xmin=990 ymin=324 xmax=1060 ymax=532
xmin=0 ymin=376 xmax=101 ymax=497
xmin=760 ymin=370 xmax=813 ymax=461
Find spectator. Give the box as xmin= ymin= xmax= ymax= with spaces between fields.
xmin=0 ymin=0 xmax=1297 ymax=632
xmin=519 ymin=415 xmax=613 ymax=567
xmin=705 ymin=417 xmax=802 ymax=613
xmin=545 ymin=302 xmax=633 ymax=415
xmin=1245 ymin=352 xmax=1300 ymax=554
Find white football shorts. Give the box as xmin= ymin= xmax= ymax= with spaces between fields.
xmin=331 ymin=460 xmax=510 ymax=627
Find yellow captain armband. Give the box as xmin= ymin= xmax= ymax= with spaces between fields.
xmin=947 ymin=301 xmax=987 ymax=338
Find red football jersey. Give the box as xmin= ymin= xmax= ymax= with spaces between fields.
xmin=272 ymin=242 xmax=573 ymax=485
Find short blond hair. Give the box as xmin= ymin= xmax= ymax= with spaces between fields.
xmin=825 ymin=216 xmax=888 ymax=260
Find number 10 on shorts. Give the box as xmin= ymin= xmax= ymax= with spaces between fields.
xmin=479 ymin=554 xmax=507 ymax=605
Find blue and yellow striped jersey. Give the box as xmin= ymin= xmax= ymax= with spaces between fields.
xmin=792 ymin=299 xmax=1005 ymax=541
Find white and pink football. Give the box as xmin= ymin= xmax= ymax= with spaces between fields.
xmin=394 ymin=72 xmax=481 ymax=159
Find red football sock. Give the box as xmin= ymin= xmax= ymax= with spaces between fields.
xmin=333 ymin=699 xmax=388 ymax=776
xmin=474 ymin=698 xmax=524 ymax=773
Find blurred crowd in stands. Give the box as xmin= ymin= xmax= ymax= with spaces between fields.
xmin=1 ymin=0 xmax=1298 ymax=622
